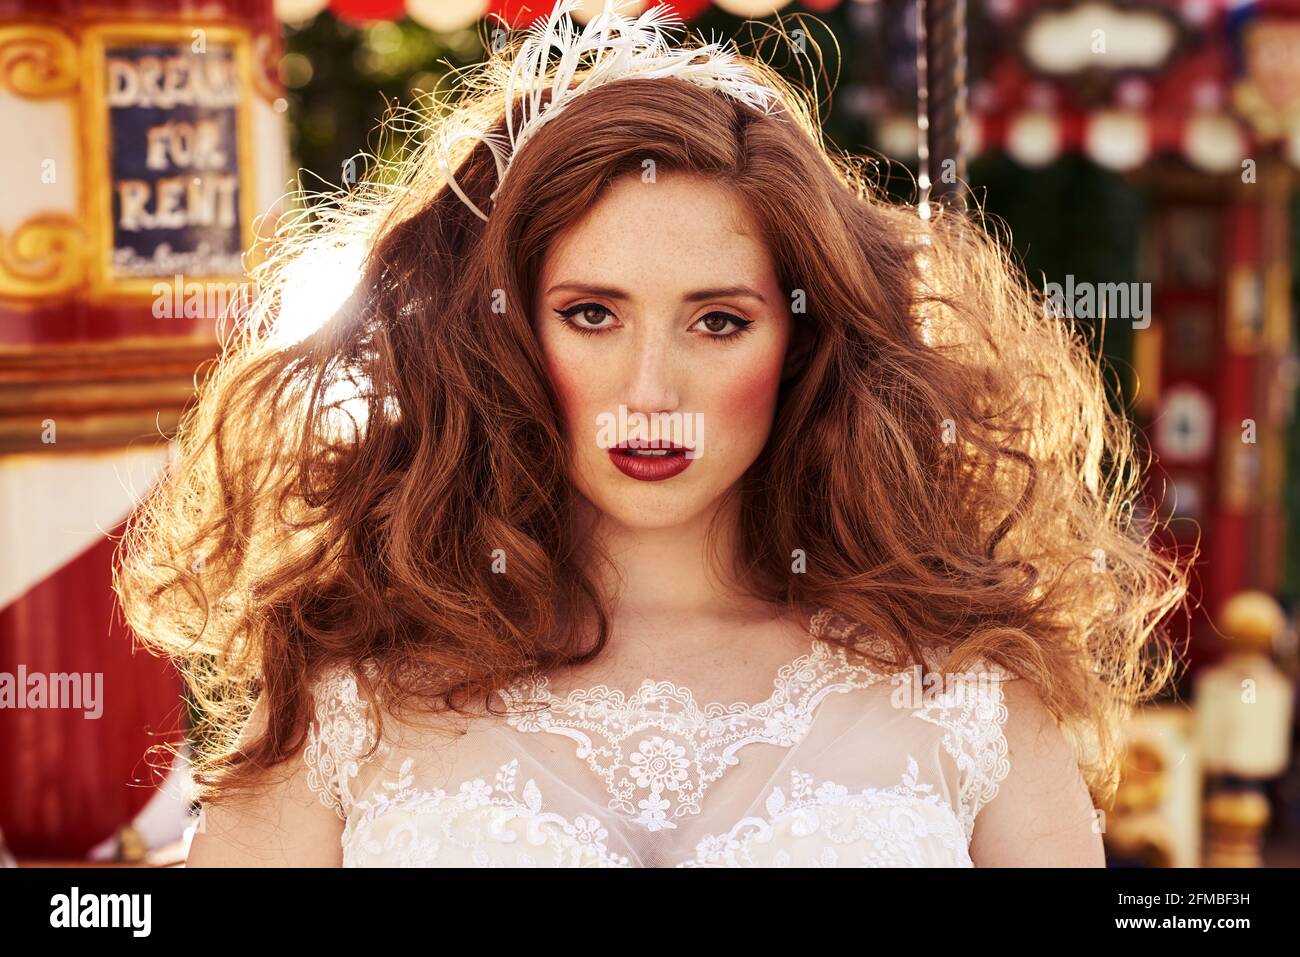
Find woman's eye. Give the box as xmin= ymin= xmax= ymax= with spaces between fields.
xmin=695 ymin=312 xmax=754 ymax=339
xmin=556 ymin=303 xmax=616 ymax=335
xmin=553 ymin=305 xmax=753 ymax=340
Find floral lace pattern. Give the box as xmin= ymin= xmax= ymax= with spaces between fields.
xmin=304 ymin=662 xmax=389 ymax=821
xmin=341 ymin=756 xmax=970 ymax=868
xmin=301 ymin=608 xmax=1019 ymax=866
xmin=494 ymin=633 xmax=893 ymax=831
xmin=344 ymin=757 xmax=634 ymax=867
xmin=906 ymin=647 xmax=1014 ymax=842
xmin=678 ymin=758 xmax=970 ymax=867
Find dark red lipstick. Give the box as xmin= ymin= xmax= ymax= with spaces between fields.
xmin=608 ymin=437 xmax=694 ymax=482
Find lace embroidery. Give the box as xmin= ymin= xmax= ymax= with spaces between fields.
xmin=303 ymin=664 xmax=386 ymax=821
xmin=341 ymin=756 xmax=968 ymax=867
xmin=678 ymin=759 xmax=969 ymax=867
xmin=495 ymin=628 xmax=895 ymax=832
xmin=906 ymin=649 xmax=1015 ymax=841
xmin=301 ymin=608 xmax=1018 ymax=863
xmin=345 ymin=757 xmax=633 ymax=867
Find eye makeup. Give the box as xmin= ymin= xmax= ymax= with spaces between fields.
xmin=553 ymin=303 xmax=755 ymax=341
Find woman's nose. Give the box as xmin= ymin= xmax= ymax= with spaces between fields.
xmin=620 ymin=327 xmax=680 ymax=414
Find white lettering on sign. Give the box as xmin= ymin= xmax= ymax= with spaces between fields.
xmin=115 ymin=175 xmax=238 ymax=231
xmin=106 ymin=52 xmax=239 ymax=109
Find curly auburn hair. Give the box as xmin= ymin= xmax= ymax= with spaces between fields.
xmin=113 ymin=32 xmax=1190 ymax=814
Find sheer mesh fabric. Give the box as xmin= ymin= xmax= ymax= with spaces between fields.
xmin=302 ymin=608 xmax=1017 ymax=867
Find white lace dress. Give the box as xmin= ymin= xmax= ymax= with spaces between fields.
xmin=302 ymin=609 xmax=1018 ymax=867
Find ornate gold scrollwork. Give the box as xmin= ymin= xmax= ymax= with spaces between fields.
xmin=0 ymin=26 xmax=79 ymax=98
xmin=0 ymin=216 xmax=87 ymax=299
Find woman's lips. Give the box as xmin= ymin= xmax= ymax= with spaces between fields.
xmin=607 ymin=439 xmax=694 ymax=482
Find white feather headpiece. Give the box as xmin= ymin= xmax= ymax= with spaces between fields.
xmin=438 ymin=0 xmax=786 ymax=222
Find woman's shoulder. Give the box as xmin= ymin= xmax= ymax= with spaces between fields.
xmin=811 ymin=606 xmax=1023 ymax=680
xmin=300 ymin=658 xmax=516 ymax=820
xmin=305 ymin=660 xmax=372 ymax=717
xmin=913 ymin=641 xmax=1022 ymax=683
xmin=899 ymin=641 xmax=1093 ymax=856
xmin=300 ymin=661 xmax=382 ymax=821
xmin=811 ymin=610 xmax=1029 ymax=841
xmin=303 ymin=658 xmax=484 ymax=756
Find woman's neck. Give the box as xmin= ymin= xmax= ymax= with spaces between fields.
xmin=577 ymin=493 xmax=772 ymax=642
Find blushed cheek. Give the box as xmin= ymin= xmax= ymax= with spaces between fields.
xmin=717 ymin=357 xmax=785 ymax=425
xmin=548 ymin=361 xmax=582 ymax=413
xmin=544 ymin=350 xmax=603 ymax=446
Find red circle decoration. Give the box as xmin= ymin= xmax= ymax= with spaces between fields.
xmin=331 ymin=0 xmax=409 ymax=25
xmin=652 ymin=0 xmax=715 ymax=19
xmin=315 ymin=1 xmax=767 ymax=28
xmin=490 ymin=0 xmax=551 ymax=28
xmin=490 ymin=1 xmax=716 ymax=29
xmin=306 ymin=1 xmax=843 ymax=28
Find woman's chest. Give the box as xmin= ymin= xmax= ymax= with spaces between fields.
xmin=312 ymin=628 xmax=1011 ymax=867
xmin=341 ymin=754 xmax=972 ymax=868
xmin=338 ymin=676 xmax=978 ymax=868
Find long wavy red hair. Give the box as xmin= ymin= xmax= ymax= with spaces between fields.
xmin=114 ymin=33 xmax=1190 ymax=811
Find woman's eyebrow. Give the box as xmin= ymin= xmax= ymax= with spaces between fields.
xmin=546 ymin=282 xmax=768 ymax=304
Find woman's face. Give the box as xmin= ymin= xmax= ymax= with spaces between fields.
xmin=533 ymin=171 xmax=793 ymax=531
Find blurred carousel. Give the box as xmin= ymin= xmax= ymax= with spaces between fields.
xmin=0 ymin=0 xmax=288 ymax=864
xmin=1106 ymin=591 xmax=1296 ymax=867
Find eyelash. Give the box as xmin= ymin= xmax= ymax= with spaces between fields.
xmin=553 ymin=303 xmax=754 ymax=341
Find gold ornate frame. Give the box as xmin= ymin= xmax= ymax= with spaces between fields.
xmin=0 ymin=20 xmax=270 ymax=452
xmin=79 ymin=22 xmax=257 ymax=302
xmin=0 ymin=24 xmax=84 ymax=301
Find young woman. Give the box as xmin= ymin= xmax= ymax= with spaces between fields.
xmin=115 ymin=0 xmax=1188 ymax=867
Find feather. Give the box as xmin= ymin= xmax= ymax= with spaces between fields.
xmin=443 ymin=0 xmax=784 ymax=222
